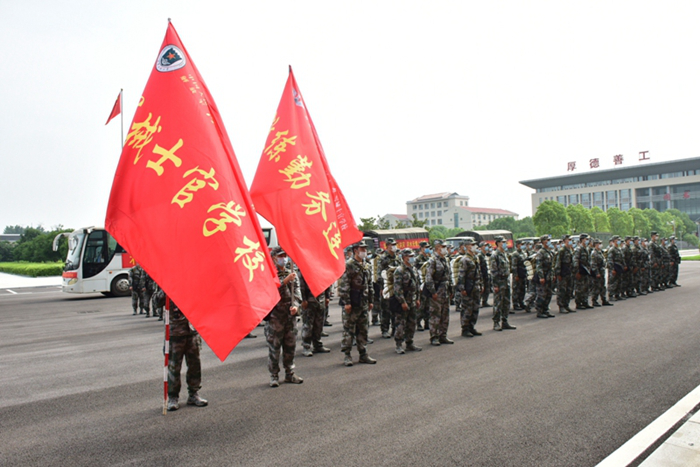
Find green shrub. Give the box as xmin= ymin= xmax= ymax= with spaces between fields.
xmin=682 ymin=255 xmax=700 ymax=261
xmin=683 ymin=233 xmax=699 ymax=247
xmin=0 ymin=262 xmax=64 ymax=277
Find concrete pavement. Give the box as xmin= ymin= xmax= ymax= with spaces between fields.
xmin=0 ymin=271 xmax=61 ymax=289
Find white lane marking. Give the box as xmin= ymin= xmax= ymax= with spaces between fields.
xmin=597 ymin=384 xmax=700 ymax=466
xmin=5 ymin=289 xmax=17 ymax=294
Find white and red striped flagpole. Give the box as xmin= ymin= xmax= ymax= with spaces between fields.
xmin=163 ymin=296 xmax=170 ymax=416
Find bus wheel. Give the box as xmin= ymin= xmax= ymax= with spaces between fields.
xmin=110 ymin=274 xmax=130 ymax=297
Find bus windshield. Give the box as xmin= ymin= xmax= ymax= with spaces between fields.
xmin=65 ymin=230 xmax=86 ymax=271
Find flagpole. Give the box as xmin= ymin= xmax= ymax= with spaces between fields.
xmin=120 ymin=89 xmax=124 ymax=149
xmin=163 ymin=296 xmax=170 ymax=416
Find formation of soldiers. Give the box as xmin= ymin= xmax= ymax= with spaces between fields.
xmin=129 ymin=232 xmax=682 ymax=402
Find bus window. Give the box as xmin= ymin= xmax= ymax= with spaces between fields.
xmin=65 ymin=231 xmax=86 ymax=272
xmin=107 ymin=235 xmax=118 ymax=260
xmin=83 ymin=230 xmax=109 ymax=278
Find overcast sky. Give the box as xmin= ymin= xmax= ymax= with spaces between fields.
xmin=3 ymin=1 xmax=700 ymax=231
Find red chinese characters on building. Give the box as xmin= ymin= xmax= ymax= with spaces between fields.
xmin=613 ymin=154 xmax=624 ymax=165
xmin=567 ymin=161 xmax=576 ymax=172
xmin=639 ymin=151 xmax=650 ymax=161
xmin=590 ymin=158 xmax=600 ymax=169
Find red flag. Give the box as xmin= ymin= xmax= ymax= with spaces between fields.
xmin=250 ymin=67 xmax=363 ymax=296
xmin=105 ymin=22 xmax=280 ymax=361
xmin=105 ymin=90 xmax=122 ymax=125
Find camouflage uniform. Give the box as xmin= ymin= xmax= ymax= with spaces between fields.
xmin=490 ymin=246 xmax=512 ymax=326
xmin=379 ymin=249 xmax=401 ymax=336
xmin=151 ymin=281 xmax=164 ymax=320
xmin=660 ymin=242 xmax=671 ymax=288
xmin=425 ymin=251 xmax=452 ymax=341
xmin=154 ymin=290 xmax=202 ymax=400
xmin=669 ymin=240 xmax=681 ymax=286
xmin=510 ymin=247 xmax=527 ymax=309
xmin=607 ymin=240 xmax=625 ymax=300
xmin=339 ymin=256 xmax=374 ymax=358
xmin=554 ymin=244 xmax=573 ymax=311
xmin=622 ymin=240 xmax=637 ymax=297
xmin=142 ymin=270 xmax=154 ymax=316
xmin=457 ymin=250 xmax=482 ymax=334
xmin=265 ymin=263 xmax=302 ymax=380
xmin=392 ymin=259 xmax=420 ymax=348
xmin=414 ymin=249 xmax=431 ymax=329
xmin=535 ymin=246 xmax=554 ymax=316
xmin=572 ymin=240 xmax=592 ymax=308
xmin=299 ymin=272 xmax=330 ymax=354
xmin=478 ymin=249 xmax=491 ymax=307
xmin=129 ymin=264 xmax=146 ymax=314
xmin=590 ymin=246 xmax=607 ymax=304
xmin=639 ymin=243 xmax=651 ymax=293
xmin=649 ymin=237 xmax=664 ymax=290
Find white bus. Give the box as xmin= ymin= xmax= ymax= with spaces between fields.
xmin=53 ymin=227 xmax=134 ymax=296
xmin=52 ymin=225 xmax=278 ymax=297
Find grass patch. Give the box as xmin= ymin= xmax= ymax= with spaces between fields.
xmin=0 ymin=262 xmax=64 ymax=277
xmin=682 ymin=255 xmax=700 ymax=261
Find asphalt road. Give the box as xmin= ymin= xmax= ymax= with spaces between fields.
xmin=2 ymin=264 xmax=699 ymax=466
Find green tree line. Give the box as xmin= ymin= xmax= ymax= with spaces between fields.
xmin=0 ymin=226 xmax=71 ymax=262
xmin=532 ymin=201 xmax=699 ymax=246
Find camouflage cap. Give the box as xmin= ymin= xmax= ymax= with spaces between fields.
xmin=579 ymin=233 xmax=589 ymax=239
xmin=479 ymin=241 xmax=488 ymax=247
xmin=352 ymin=240 xmax=368 ymax=250
xmin=592 ymin=238 xmax=602 ymax=245
xmin=515 ymin=239 xmax=524 ymax=245
xmin=494 ymin=235 xmax=505 ymax=243
xmin=419 ymin=241 xmax=429 ymax=248
xmin=385 ymin=237 xmax=397 ymax=245
xmin=270 ymin=246 xmax=286 ymax=256
xmin=401 ymin=248 xmax=415 ymax=256
xmin=462 ymin=237 xmax=475 ymax=245
xmin=561 ymin=234 xmax=571 ymax=241
xmin=633 ymin=236 xmax=640 ymax=241
xmin=624 ymin=236 xmax=632 ymax=241
xmin=433 ymin=239 xmax=446 ymax=247
xmin=670 ymin=235 xmax=676 ymax=240
xmin=611 ymin=235 xmax=620 ymax=240
xmin=650 ymin=231 xmax=658 ymax=236
xmin=539 ymin=234 xmax=550 ymax=243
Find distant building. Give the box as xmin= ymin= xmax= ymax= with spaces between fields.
xmin=520 ymin=156 xmax=700 ymax=219
xmin=0 ymin=234 xmax=20 ymax=243
xmin=381 ymin=213 xmax=411 ymax=228
xmin=406 ymin=192 xmax=517 ymax=229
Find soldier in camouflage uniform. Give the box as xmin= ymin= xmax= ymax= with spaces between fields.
xmin=154 ymin=289 xmax=207 ymax=411
xmin=299 ymin=271 xmax=331 ymax=357
xmin=639 ymin=238 xmax=651 ymax=294
xmin=510 ymin=239 xmax=528 ymax=311
xmin=490 ymin=236 xmax=515 ymax=331
xmin=392 ymin=248 xmax=422 ymax=354
xmin=151 ymin=281 xmax=164 ymax=320
xmin=129 ymin=263 xmax=146 ymax=315
xmin=668 ymin=236 xmax=681 ymax=287
xmin=621 ymin=236 xmax=637 ymax=298
xmin=379 ymin=238 xmax=401 ymax=338
xmin=478 ymin=242 xmax=492 ymax=308
xmin=371 ymin=248 xmax=383 ymax=325
xmin=607 ymin=236 xmax=625 ymax=300
xmin=523 ymin=240 xmax=539 ymax=312
xmin=414 ymin=241 xmax=431 ymax=331
xmin=660 ymin=238 xmax=671 ymax=288
xmin=450 ymin=242 xmax=466 ymax=319
xmin=573 ymin=233 xmax=593 ymax=309
xmin=265 ymin=247 xmax=303 ymax=387
xmin=457 ymin=238 xmax=483 ymax=337
xmin=590 ymin=238 xmax=613 ymax=306
xmin=142 ymin=269 xmax=155 ymax=317
xmin=535 ymin=235 xmax=556 ymax=319
xmin=648 ymin=232 xmax=664 ymax=291
xmin=554 ymin=235 xmax=575 ymax=314
xmin=339 ymin=241 xmax=377 ymax=366
xmin=425 ymin=239 xmax=454 ymax=345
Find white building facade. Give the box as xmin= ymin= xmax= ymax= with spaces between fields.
xmin=406 ymin=192 xmax=517 ymax=229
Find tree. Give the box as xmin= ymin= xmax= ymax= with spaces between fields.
xmin=376 ymin=215 xmax=391 ymax=230
xmin=11 ymin=227 xmax=71 ymax=262
xmin=429 ymin=225 xmax=448 ymax=241
xmin=606 ymin=208 xmax=633 ymax=237
xmin=394 ymin=221 xmax=410 ymax=229
xmin=516 ymin=217 xmax=536 ymax=237
xmin=486 ymin=216 xmax=517 ymax=232
xmin=566 ymin=204 xmax=594 ymax=234
xmin=357 ymin=217 xmax=378 ymax=231
xmin=665 ymin=208 xmax=695 ymax=239
xmin=0 ymin=241 xmax=14 ymax=262
xmin=3 ymin=225 xmax=25 ymax=234
xmin=591 ymin=206 xmax=611 ymax=233
xmin=411 ymin=214 xmax=428 ymax=228
xmin=642 ymin=209 xmax=668 ymax=238
xmin=533 ymin=201 xmax=570 ymax=237
xmin=628 ymin=207 xmax=650 ymax=237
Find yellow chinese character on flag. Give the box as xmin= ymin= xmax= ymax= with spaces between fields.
xmin=126 ymin=113 xmax=162 ymax=164
xmin=172 ymin=166 xmax=219 ymax=208
xmin=302 ymin=191 xmax=330 ymax=221
xmin=234 ymin=236 xmax=266 ymax=281
xmin=203 ymin=201 xmax=247 ymax=237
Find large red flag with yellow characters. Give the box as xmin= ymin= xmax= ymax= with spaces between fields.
xmin=250 ymin=67 xmax=363 ymax=297
xmin=105 ymin=21 xmax=280 ymax=361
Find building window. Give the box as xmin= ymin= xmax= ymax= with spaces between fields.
xmin=438 ymin=219 xmax=442 ymax=225
xmin=620 ymin=189 xmax=631 ymax=211
xmin=606 ymin=190 xmax=618 ymax=210
xmin=437 ymin=210 xmax=441 ymax=216
xmin=581 ymin=193 xmax=591 ymax=208
xmin=568 ymin=194 xmax=579 ymax=205
xmin=431 ymin=211 xmax=435 ymax=217
xmin=431 ymin=203 xmax=435 ymax=208
xmin=593 ymin=192 xmax=603 ymax=209
xmin=557 ymin=195 xmax=566 ymax=205
xmin=431 ymin=219 xmax=436 ymax=225
xmin=413 ymin=205 xmax=417 ymax=210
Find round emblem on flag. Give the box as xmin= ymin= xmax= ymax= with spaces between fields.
xmin=156 ymin=45 xmax=186 ymax=72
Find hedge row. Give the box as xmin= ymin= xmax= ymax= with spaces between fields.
xmin=0 ymin=262 xmax=64 ymax=277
